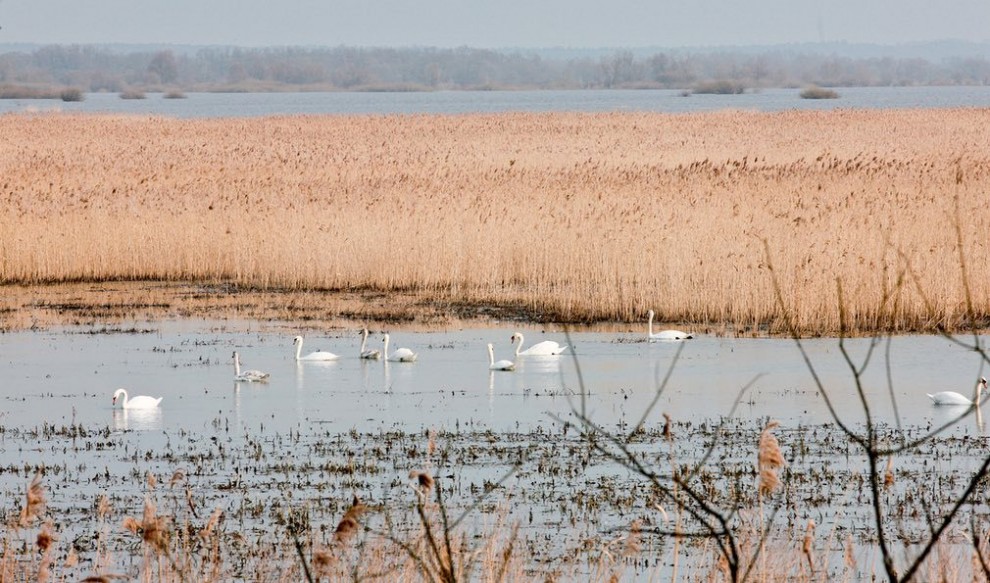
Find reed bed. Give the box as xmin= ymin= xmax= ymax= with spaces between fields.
xmin=2 ymin=109 xmax=989 ymax=334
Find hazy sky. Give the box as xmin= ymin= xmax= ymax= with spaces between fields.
xmin=2 ymin=0 xmax=989 ymax=48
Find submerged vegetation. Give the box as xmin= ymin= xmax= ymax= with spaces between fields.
xmin=3 ymin=411 xmax=990 ymax=581
xmin=2 ymin=109 xmax=989 ymax=335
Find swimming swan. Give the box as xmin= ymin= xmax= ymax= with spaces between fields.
xmin=233 ymin=351 xmax=270 ymax=382
xmin=293 ymin=335 xmax=340 ymax=361
xmin=510 ymin=332 xmax=567 ymax=356
xmin=360 ymin=328 xmax=381 ymax=360
xmin=647 ymin=310 xmax=693 ymax=341
xmin=928 ymin=377 xmax=987 ymax=406
xmin=112 ymin=388 xmax=162 ymax=410
xmin=488 ymin=343 xmax=515 ymax=371
xmin=383 ymin=333 xmax=417 ymax=362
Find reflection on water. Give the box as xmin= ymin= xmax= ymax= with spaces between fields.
xmin=515 ymin=356 xmax=562 ymax=375
xmin=930 ymin=402 xmax=988 ymax=435
xmin=112 ymin=407 xmax=163 ymax=432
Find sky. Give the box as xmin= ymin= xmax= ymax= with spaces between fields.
xmin=2 ymin=0 xmax=989 ymax=49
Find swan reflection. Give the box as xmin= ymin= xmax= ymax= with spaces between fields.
xmin=113 ymin=407 xmax=164 ymax=432
xmin=517 ymin=356 xmax=562 ymax=375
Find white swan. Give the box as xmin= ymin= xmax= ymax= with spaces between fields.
xmin=233 ymin=351 xmax=270 ymax=382
xmin=293 ymin=336 xmax=339 ymax=361
xmin=112 ymin=388 xmax=162 ymax=410
xmin=928 ymin=377 xmax=987 ymax=406
xmin=488 ymin=343 xmax=515 ymax=371
xmin=383 ymin=333 xmax=417 ymax=362
xmin=360 ymin=328 xmax=381 ymax=360
xmin=647 ymin=310 xmax=693 ymax=341
xmin=510 ymin=332 xmax=567 ymax=356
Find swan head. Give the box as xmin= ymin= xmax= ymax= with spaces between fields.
xmin=648 ymin=309 xmax=655 ymax=319
xmin=293 ymin=336 xmax=303 ymax=344
xmin=510 ymin=333 xmax=520 ymax=344
xmin=112 ymin=388 xmax=126 ymax=405
xmin=382 ymin=333 xmax=390 ymax=343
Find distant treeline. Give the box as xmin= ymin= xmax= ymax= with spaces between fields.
xmin=1 ymin=44 xmax=989 ymax=93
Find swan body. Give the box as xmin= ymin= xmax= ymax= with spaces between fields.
xmin=112 ymin=388 xmax=162 ymax=410
xmin=360 ymin=328 xmax=381 ymax=360
xmin=647 ymin=310 xmax=693 ymax=341
xmin=293 ymin=336 xmax=339 ymax=361
xmin=510 ymin=332 xmax=567 ymax=356
xmin=928 ymin=377 xmax=986 ymax=406
xmin=233 ymin=351 xmax=270 ymax=382
xmin=488 ymin=343 xmax=515 ymax=371
xmin=383 ymin=333 xmax=417 ymax=362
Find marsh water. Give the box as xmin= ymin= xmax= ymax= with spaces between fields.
xmin=2 ymin=323 xmax=989 ymax=578
xmin=1 ymin=323 xmax=987 ymax=437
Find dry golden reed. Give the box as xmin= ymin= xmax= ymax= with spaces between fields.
xmin=2 ymin=110 xmax=989 ymax=334
xmin=409 ymin=469 xmax=436 ymax=493
xmin=333 ymin=495 xmax=367 ymax=544
xmin=757 ymin=420 xmax=785 ymax=496
xmin=18 ymin=471 xmax=45 ymax=527
xmin=801 ymin=519 xmax=815 ymax=575
xmin=122 ymin=495 xmax=170 ymax=553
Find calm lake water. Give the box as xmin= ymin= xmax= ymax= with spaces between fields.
xmin=3 ymin=86 xmax=990 ymax=118
xmin=1 ymin=323 xmax=985 ymax=438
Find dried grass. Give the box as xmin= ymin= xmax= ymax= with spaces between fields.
xmin=1 ymin=110 xmax=989 ymax=334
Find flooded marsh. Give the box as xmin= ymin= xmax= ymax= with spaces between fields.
xmin=3 ymin=322 xmax=990 ymax=580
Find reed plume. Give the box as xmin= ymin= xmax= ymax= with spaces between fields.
xmin=169 ymin=468 xmax=186 ymax=488
xmin=802 ymin=519 xmax=816 ymax=575
xmin=410 ymin=470 xmax=436 ymax=495
xmin=333 ymin=495 xmax=367 ymax=544
xmin=757 ymin=420 xmax=785 ymax=496
xmin=123 ymin=495 xmax=170 ymax=553
xmin=19 ymin=471 xmax=46 ymax=526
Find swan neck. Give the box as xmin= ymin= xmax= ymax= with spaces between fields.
xmin=514 ymin=334 xmax=524 ymax=356
xmin=360 ymin=331 xmax=368 ymax=352
xmin=295 ymin=340 xmax=303 ymax=361
xmin=120 ymin=390 xmax=128 ymax=406
xmin=488 ymin=345 xmax=495 ymax=365
xmin=234 ymin=354 xmax=240 ymax=375
xmin=383 ymin=335 xmax=390 ymax=359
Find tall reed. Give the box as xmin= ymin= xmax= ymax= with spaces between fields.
xmin=2 ymin=109 xmax=988 ymax=334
